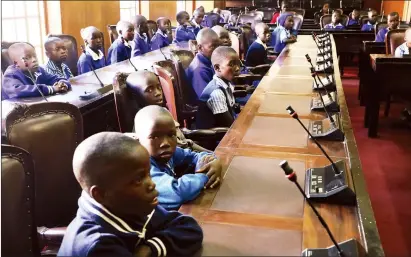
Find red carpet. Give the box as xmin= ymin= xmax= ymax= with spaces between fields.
xmin=342 ymin=67 xmax=411 ymax=257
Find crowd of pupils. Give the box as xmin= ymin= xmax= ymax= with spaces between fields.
xmin=2 ymin=5 xmax=411 ymax=256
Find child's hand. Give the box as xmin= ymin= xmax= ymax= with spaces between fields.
xmin=134 ymin=245 xmax=152 ymax=257
xmin=53 ymin=81 xmax=68 ymax=93
xmin=196 ymin=158 xmax=222 ymax=189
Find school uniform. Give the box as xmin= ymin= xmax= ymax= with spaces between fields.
xmin=77 ymin=46 xmax=106 ymax=75
xmin=185 ymin=53 xmax=214 ymax=101
xmin=150 ymin=29 xmax=170 ymax=51
xmin=150 ymin=147 xmax=212 ymax=210
xmin=107 ymin=38 xmax=132 ymax=65
xmin=375 ymin=27 xmax=390 ymax=42
xmin=324 ymin=23 xmax=345 ymax=30
xmin=132 ymin=33 xmax=151 ymax=57
xmin=361 ymin=22 xmax=374 ymax=31
xmin=347 ymin=19 xmax=359 ymax=26
xmin=174 ymin=25 xmax=196 ymax=43
xmin=246 ymin=38 xmax=268 ymax=66
xmin=58 ymin=191 xmax=203 ymax=257
xmin=197 ymin=75 xmax=237 ymax=129
xmin=2 ymin=65 xmax=71 ymax=100
xmin=43 ymin=60 xmax=73 ymax=80
xmin=394 ymin=42 xmax=410 ymax=57
xmin=191 ymin=19 xmax=203 ymax=36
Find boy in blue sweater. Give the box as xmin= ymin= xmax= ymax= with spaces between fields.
xmin=131 ymin=15 xmax=151 ymax=57
xmin=361 ymin=9 xmax=378 ymax=31
xmin=134 ymin=106 xmax=222 ymax=210
xmin=107 ymin=21 xmax=135 ymax=64
xmin=2 ymin=43 xmax=70 ymax=100
xmin=347 ymin=9 xmax=360 ymax=26
xmin=375 ymin=12 xmax=399 ymax=42
xmin=151 ymin=17 xmax=172 ymax=51
xmin=191 ymin=9 xmax=205 ymax=36
xmin=186 ymin=28 xmax=220 ymax=101
xmin=174 ymin=11 xmax=197 ymax=43
xmin=197 ymin=46 xmax=241 ymax=129
xmin=324 ymin=12 xmax=345 ymax=30
xmin=58 ymin=132 xmax=203 ymax=257
xmin=246 ymin=22 xmax=272 ymax=66
xmin=44 ymin=37 xmax=73 ymax=79
xmin=77 ymin=26 xmax=106 ymax=75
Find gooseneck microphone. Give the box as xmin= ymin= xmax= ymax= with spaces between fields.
xmin=279 ymin=160 xmax=345 ymax=257
xmin=159 ymin=43 xmax=168 ymax=60
xmin=21 ymin=58 xmax=48 ymax=102
xmin=306 ymin=55 xmax=334 ymax=99
xmin=80 ymin=45 xmax=104 ymax=88
xmin=121 ymin=37 xmax=138 ymax=71
xmin=286 ymin=106 xmax=340 ymax=175
xmin=310 ymin=36 xmax=333 ymax=86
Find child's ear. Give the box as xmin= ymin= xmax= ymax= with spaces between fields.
xmin=213 ymin=63 xmax=220 ymax=72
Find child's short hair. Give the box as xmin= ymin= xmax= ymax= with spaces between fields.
xmin=196 ymin=27 xmax=219 ymax=44
xmin=156 ymin=17 xmax=169 ymax=25
xmin=116 ymin=20 xmax=133 ymax=34
xmin=80 ymin=26 xmax=100 ymax=40
xmin=212 ymin=25 xmax=229 ymax=37
xmin=176 ymin=11 xmax=189 ymax=21
xmin=388 ymin=12 xmax=399 ymax=18
xmin=193 ymin=9 xmax=204 ymax=18
xmin=131 ymin=15 xmax=147 ymax=28
xmin=8 ymin=42 xmax=35 ymax=62
xmin=211 ymin=46 xmax=237 ymax=66
xmin=44 ymin=36 xmax=63 ymax=51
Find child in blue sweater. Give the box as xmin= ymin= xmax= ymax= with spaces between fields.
xmin=324 ymin=12 xmax=345 ymax=30
xmin=246 ymin=22 xmax=272 ymax=66
xmin=77 ymin=26 xmax=106 ymax=75
xmin=131 ymin=15 xmax=151 ymax=57
xmin=174 ymin=11 xmax=197 ymax=43
xmin=361 ymin=9 xmax=378 ymax=31
xmin=107 ymin=21 xmax=135 ymax=64
xmin=271 ymin=13 xmax=297 ymax=54
xmin=44 ymin=37 xmax=74 ymax=79
xmin=197 ymin=46 xmax=241 ymax=129
xmin=151 ymin=17 xmax=172 ymax=51
xmin=2 ymin=43 xmax=70 ymax=100
xmin=58 ymin=132 xmax=203 ymax=257
xmin=347 ymin=9 xmax=360 ymax=26
xmin=375 ymin=12 xmax=399 ymax=42
xmin=191 ymin=9 xmax=205 ymax=36
xmin=134 ymin=106 xmax=222 ymax=210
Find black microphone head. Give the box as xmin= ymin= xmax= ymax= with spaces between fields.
xmin=305 ymin=54 xmax=311 ymax=63
xmin=286 ymin=106 xmax=296 ymax=116
xmin=279 ymin=160 xmax=297 ymax=182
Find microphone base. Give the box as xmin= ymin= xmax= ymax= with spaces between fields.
xmin=312 ymin=77 xmax=336 ymax=91
xmin=308 ymin=118 xmax=345 ymax=142
xmin=78 ymin=85 xmax=112 ymax=100
xmin=305 ymin=160 xmax=356 ymax=205
xmin=315 ymin=65 xmax=334 ymax=74
xmin=311 ymin=95 xmax=340 ymax=113
xmin=318 ymin=49 xmax=332 ymax=56
xmin=302 ymin=238 xmax=364 ymax=257
xmin=316 ymin=55 xmax=333 ymax=64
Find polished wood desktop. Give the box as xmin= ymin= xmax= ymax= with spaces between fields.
xmin=180 ymin=35 xmax=383 ymax=256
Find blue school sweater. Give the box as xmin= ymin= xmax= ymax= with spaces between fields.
xmin=197 ymin=77 xmax=237 ymax=129
xmin=361 ymin=22 xmax=374 ymax=31
xmin=77 ymin=48 xmax=106 ymax=75
xmin=2 ymin=65 xmax=71 ymax=100
xmin=375 ymin=27 xmax=389 ymax=42
xmin=174 ymin=25 xmax=196 ymax=43
xmin=132 ymin=33 xmax=151 ymax=57
xmin=324 ymin=23 xmax=345 ymax=30
xmin=347 ymin=19 xmax=359 ymax=26
xmin=150 ymin=29 xmax=170 ymax=51
xmin=150 ymin=147 xmax=211 ymax=210
xmin=245 ymin=40 xmax=268 ymax=67
xmin=185 ymin=53 xmax=214 ymax=100
xmin=58 ymin=191 xmax=203 ymax=257
xmin=107 ymin=38 xmax=132 ymax=65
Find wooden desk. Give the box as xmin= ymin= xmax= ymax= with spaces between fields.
xmin=180 ymin=35 xmax=383 ymax=256
xmin=2 ymin=43 xmax=190 ymax=138
xmin=365 ymin=54 xmax=411 ymax=137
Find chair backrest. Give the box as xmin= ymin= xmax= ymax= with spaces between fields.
xmin=238 ymin=14 xmax=261 ymax=28
xmin=153 ymin=66 xmax=178 ymax=121
xmin=386 ymin=29 xmax=406 ymax=55
xmin=220 ymin=10 xmax=232 ymax=23
xmin=341 ymin=14 xmax=349 ymax=26
xmin=287 ymin=8 xmax=305 ymax=17
xmin=107 ymin=24 xmax=118 ymax=44
xmin=169 ymin=54 xmax=196 ymax=109
xmin=5 ymin=102 xmax=83 ymax=227
xmin=112 ymin=72 xmax=137 ymax=133
xmin=248 ymin=10 xmax=264 ymax=20
xmin=170 ymin=50 xmax=195 ymax=70
xmin=320 ymin=14 xmax=332 ymax=29
xmin=147 ymin=20 xmax=158 ymax=41
xmin=293 ymin=14 xmax=304 ymax=30
xmin=2 ymin=144 xmax=39 ymax=256
xmin=153 ymin=60 xmax=182 ymax=106
xmin=257 ymin=7 xmax=277 ymax=21
xmin=229 ymin=32 xmax=240 ymax=55
xmin=360 ymin=15 xmax=386 ymax=26
xmin=47 ymin=34 xmax=79 ymax=76
xmin=204 ymin=13 xmax=221 ymax=27
xmin=375 ymin=22 xmax=388 ymax=37
xmin=188 ymin=40 xmax=198 ymax=55
xmin=1 ymin=41 xmax=19 ymax=73
xmin=239 ymin=25 xmax=254 ymax=60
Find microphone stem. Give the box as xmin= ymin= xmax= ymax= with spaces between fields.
xmin=295 ymin=117 xmax=339 ymax=174
xmin=309 ymin=60 xmax=333 ymax=100
xmin=294 ymin=181 xmax=344 ymax=256
xmin=27 ymin=69 xmax=49 ymax=102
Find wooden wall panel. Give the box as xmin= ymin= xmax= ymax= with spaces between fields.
xmin=60 ymin=1 xmax=120 ymax=57
xmin=148 ymin=1 xmax=177 ymax=24
xmin=383 ymin=0 xmax=405 ymax=19
xmin=362 ymin=0 xmax=382 ymax=12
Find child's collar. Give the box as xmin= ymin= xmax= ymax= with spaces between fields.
xmin=156 ymin=28 xmax=167 ymax=37
xmin=86 ymin=46 xmax=104 ymax=61
xmin=255 ymin=37 xmax=267 ymax=49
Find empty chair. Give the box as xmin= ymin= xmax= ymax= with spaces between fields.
xmin=112 ymin=72 xmax=137 ymax=133
xmin=107 ymin=24 xmax=118 ymax=44
xmin=47 ymin=34 xmax=79 ymax=76
xmin=256 ymin=7 xmax=277 ymax=21
xmin=170 ymin=49 xmax=195 ymax=69
xmin=386 ymin=29 xmax=407 ymax=54
xmin=153 ymin=66 xmax=179 ymax=122
xmin=220 ymin=10 xmax=232 ymax=23
xmin=5 ymin=102 xmax=83 ymax=228
xmin=293 ymin=14 xmax=304 ymax=30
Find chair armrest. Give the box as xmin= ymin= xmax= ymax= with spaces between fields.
xmin=233 ymin=90 xmax=247 ymax=98
xmin=181 ymin=127 xmax=228 ymax=141
xmin=38 ymin=226 xmax=67 ymax=248
xmin=246 ymin=64 xmax=271 ymax=75
xmin=233 ymin=74 xmax=263 ymax=84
